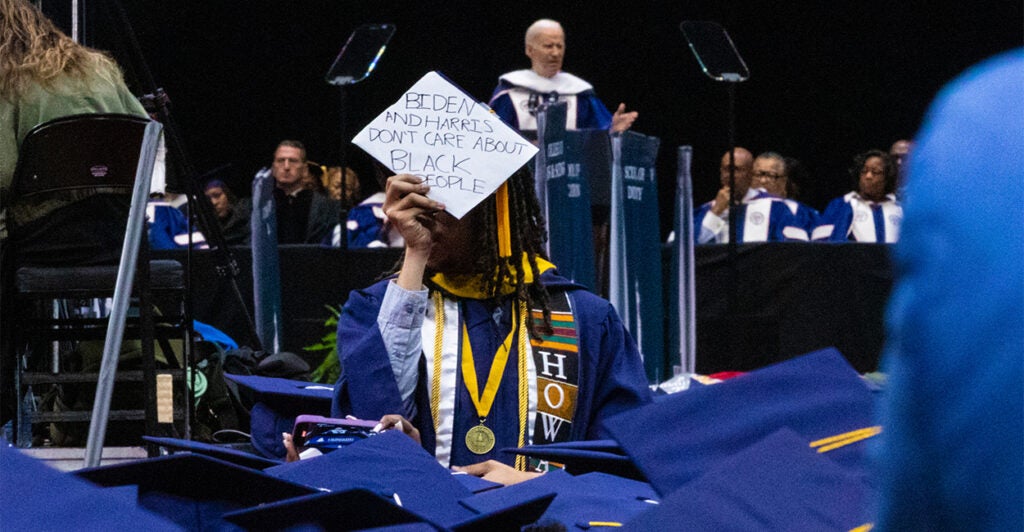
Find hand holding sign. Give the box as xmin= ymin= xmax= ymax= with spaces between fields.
xmin=352 ymin=72 xmax=538 ymax=218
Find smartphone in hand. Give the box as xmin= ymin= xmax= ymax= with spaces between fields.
xmin=292 ymin=415 xmax=379 ymax=451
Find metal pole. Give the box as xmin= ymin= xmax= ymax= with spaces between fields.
xmin=83 ymin=120 xmax=163 ymax=468
xmin=676 ymin=146 xmax=697 ymax=374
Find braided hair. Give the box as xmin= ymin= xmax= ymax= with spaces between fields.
xmin=400 ymin=165 xmax=554 ymax=337
xmin=477 ymin=165 xmax=553 ymax=337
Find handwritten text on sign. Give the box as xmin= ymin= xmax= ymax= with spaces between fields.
xmin=353 ymin=71 xmax=538 ymax=218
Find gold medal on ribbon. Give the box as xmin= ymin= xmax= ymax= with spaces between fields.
xmin=460 ymin=315 xmax=516 ymax=456
xmin=466 ymin=423 xmax=496 ymax=454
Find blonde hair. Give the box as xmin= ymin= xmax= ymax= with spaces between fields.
xmin=321 ymin=166 xmax=360 ymax=200
xmin=0 ymin=0 xmax=123 ymax=101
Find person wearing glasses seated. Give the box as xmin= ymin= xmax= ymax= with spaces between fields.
xmin=812 ymin=150 xmax=903 ymax=243
xmin=694 ymin=147 xmax=808 ymax=244
xmin=751 ymin=152 xmax=820 ymax=234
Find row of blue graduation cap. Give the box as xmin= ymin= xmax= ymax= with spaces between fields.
xmin=1 ymin=346 xmax=881 ymax=530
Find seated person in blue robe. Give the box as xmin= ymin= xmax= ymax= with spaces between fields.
xmin=695 ymin=148 xmax=808 ymax=243
xmin=146 ymin=194 xmax=206 ymax=250
xmin=751 ymin=152 xmax=820 ymax=234
xmin=340 ymin=191 xmax=405 ymax=248
xmin=812 ymin=150 xmax=903 ymax=243
xmin=325 ymin=166 xmax=404 ymax=249
xmin=331 ymin=166 xmax=652 ymax=485
xmin=489 ymin=19 xmax=637 ymax=140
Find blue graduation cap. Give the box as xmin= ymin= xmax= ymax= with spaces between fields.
xmin=461 ymin=468 xmax=660 ymax=530
xmin=265 ymin=430 xmax=475 ymax=525
xmin=74 ymin=452 xmax=320 ymax=530
xmin=142 ymin=435 xmax=282 ymax=470
xmin=451 ymin=471 xmax=503 ymax=494
xmin=625 ymin=428 xmax=874 ymax=530
xmin=605 ymin=347 xmax=876 ymax=497
xmin=501 ymin=439 xmax=645 ymax=481
xmin=0 ymin=442 xmax=179 ymax=531
xmin=265 ymin=430 xmax=555 ymax=530
xmin=223 ymin=485 xmax=555 ymax=532
xmin=448 ymin=490 xmax=555 ymax=532
xmin=223 ymin=373 xmax=334 ymax=459
xmin=222 ymin=488 xmax=430 ymax=531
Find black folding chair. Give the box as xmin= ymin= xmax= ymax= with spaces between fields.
xmin=6 ymin=113 xmax=191 ymax=460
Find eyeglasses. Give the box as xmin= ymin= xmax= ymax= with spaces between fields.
xmin=753 ymin=171 xmax=785 ymax=180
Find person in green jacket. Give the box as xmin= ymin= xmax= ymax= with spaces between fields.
xmin=0 ymin=0 xmax=148 ymax=425
xmin=0 ymin=0 xmax=148 ymax=239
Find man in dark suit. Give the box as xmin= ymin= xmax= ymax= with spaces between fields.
xmin=269 ymin=140 xmax=338 ymax=244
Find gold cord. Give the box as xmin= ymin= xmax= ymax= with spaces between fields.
xmin=514 ymin=299 xmax=529 ymax=471
xmin=429 ymin=292 xmax=529 ymax=469
xmin=430 ymin=292 xmax=444 ymax=433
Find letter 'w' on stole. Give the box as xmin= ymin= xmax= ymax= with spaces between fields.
xmin=352 ymin=71 xmax=538 ymax=219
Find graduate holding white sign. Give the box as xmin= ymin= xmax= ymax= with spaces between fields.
xmin=333 ymin=72 xmax=651 ymax=484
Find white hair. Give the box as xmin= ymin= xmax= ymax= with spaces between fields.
xmin=525 ymin=19 xmax=563 ymax=46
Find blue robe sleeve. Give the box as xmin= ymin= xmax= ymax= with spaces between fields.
xmin=790 ymin=201 xmax=821 ymax=233
xmin=331 ymin=280 xmax=408 ymax=420
xmin=566 ymin=288 xmax=652 ymax=440
xmin=576 ymin=91 xmax=613 ymax=130
xmin=488 ymin=81 xmax=521 ymax=132
xmin=147 ymin=203 xmax=191 ymax=250
xmin=345 ymin=203 xmax=386 ymax=248
xmin=768 ymin=201 xmax=806 ymax=242
xmin=814 ymin=197 xmax=853 ymax=241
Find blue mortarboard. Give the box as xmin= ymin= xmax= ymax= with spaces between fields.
xmin=605 ymin=347 xmax=876 ymax=497
xmin=448 ymin=490 xmax=555 ymax=532
xmin=142 ymin=435 xmax=282 ymax=469
xmin=223 ymin=485 xmax=555 ymax=532
xmin=502 ymin=439 xmax=645 ymax=481
xmin=0 ymin=442 xmax=179 ymax=531
xmin=223 ymin=373 xmax=334 ymax=458
xmin=461 ymin=469 xmax=660 ymax=530
xmin=625 ymin=428 xmax=874 ymax=530
xmin=222 ymin=488 xmax=429 ymax=531
xmin=451 ymin=471 xmax=503 ymax=494
xmin=266 ymin=430 xmax=474 ymax=525
xmin=74 ymin=453 xmax=319 ymax=530
xmin=266 ymin=430 xmax=555 ymax=530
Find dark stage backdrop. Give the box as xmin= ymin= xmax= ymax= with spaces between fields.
xmin=51 ymin=1 xmax=1022 ymax=237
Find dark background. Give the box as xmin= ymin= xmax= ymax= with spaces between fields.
xmin=49 ymin=0 xmax=1022 ymax=238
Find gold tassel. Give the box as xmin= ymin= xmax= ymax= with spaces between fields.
xmin=495 ymin=183 xmax=512 ymax=257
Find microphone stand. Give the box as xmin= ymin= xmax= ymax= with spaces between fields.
xmin=726 ymin=82 xmax=739 ymax=311
xmin=325 ymin=23 xmax=396 ymax=249
xmin=679 ymin=21 xmax=749 ymax=314
xmin=336 ymin=87 xmax=349 ymax=250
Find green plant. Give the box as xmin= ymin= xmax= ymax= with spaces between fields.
xmin=305 ymin=304 xmax=341 ymax=384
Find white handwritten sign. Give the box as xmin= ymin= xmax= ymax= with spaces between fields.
xmin=352 ymin=71 xmax=538 ymax=218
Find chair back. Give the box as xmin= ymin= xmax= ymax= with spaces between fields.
xmin=12 ymin=113 xmax=150 ymax=198
xmin=8 ymin=113 xmax=155 ymax=266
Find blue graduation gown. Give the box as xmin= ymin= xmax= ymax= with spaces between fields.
xmin=332 ymin=269 xmax=651 ymax=467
